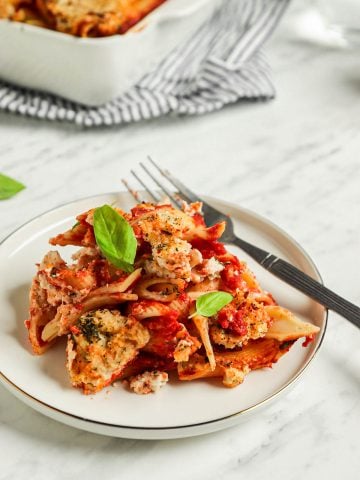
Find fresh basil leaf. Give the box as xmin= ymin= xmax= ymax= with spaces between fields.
xmin=0 ymin=173 xmax=25 ymax=200
xmin=93 ymin=204 xmax=137 ymax=273
xmin=195 ymin=291 xmax=233 ymax=317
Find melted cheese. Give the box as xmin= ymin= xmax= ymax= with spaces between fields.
xmin=66 ymin=309 xmax=150 ymax=394
xmin=128 ymin=370 xmax=168 ymax=394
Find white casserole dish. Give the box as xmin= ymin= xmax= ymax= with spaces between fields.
xmin=0 ymin=0 xmax=219 ymax=106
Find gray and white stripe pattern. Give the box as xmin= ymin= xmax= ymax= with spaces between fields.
xmin=0 ymin=0 xmax=289 ymax=127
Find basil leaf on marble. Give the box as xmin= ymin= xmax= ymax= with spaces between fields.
xmin=93 ymin=204 xmax=137 ymax=273
xmin=194 ymin=291 xmax=233 ymax=317
xmin=0 ymin=173 xmax=25 ymax=200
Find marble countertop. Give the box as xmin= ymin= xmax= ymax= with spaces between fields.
xmin=0 ymin=4 xmax=359 ymax=480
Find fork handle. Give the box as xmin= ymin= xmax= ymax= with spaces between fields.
xmin=232 ymin=236 xmax=360 ymax=327
xmin=262 ymin=256 xmax=360 ymax=328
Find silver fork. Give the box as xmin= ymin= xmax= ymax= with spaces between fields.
xmin=122 ymin=158 xmax=360 ymax=329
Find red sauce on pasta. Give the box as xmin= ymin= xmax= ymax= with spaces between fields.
xmin=302 ymin=334 xmax=315 ymax=347
xmin=220 ymin=264 xmax=244 ymax=291
xmin=217 ymin=304 xmax=248 ymax=336
xmin=143 ymin=311 xmax=182 ymax=358
xmin=190 ymin=239 xmax=227 ymax=259
xmin=26 ymin=199 xmax=320 ymax=390
xmin=192 ymin=213 xmax=206 ymax=227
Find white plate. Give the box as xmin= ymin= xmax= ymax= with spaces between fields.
xmin=0 ymin=193 xmax=327 ymax=440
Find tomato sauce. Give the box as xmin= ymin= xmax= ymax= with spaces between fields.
xmin=70 ymin=325 xmax=81 ymax=335
xmin=220 ymin=263 xmax=244 ymax=291
xmin=125 ymin=353 xmax=177 ymax=378
xmin=190 ymin=239 xmax=227 ymax=259
xmin=302 ymin=334 xmax=315 ymax=347
xmin=217 ymin=304 xmax=248 ymax=336
xmin=143 ymin=312 xmax=182 ymax=358
xmin=192 ymin=213 xmax=206 ymax=227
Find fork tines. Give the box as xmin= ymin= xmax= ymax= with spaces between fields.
xmin=122 ymin=156 xmax=195 ymax=207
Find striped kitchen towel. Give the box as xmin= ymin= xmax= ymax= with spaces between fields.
xmin=0 ymin=0 xmax=289 ymax=127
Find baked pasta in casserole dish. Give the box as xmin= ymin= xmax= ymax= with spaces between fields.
xmin=0 ymin=0 xmax=167 ymax=36
xmin=0 ymin=0 xmax=218 ymax=104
